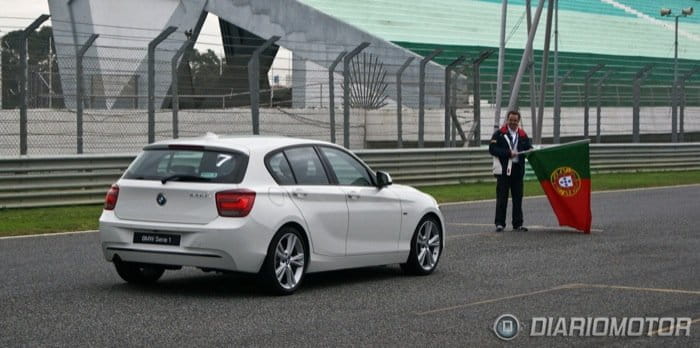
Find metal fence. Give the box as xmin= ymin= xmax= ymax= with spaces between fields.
xmin=1 ymin=143 xmax=699 ymax=209
xmin=2 ymin=16 xmax=700 ymax=157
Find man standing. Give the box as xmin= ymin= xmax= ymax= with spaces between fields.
xmin=489 ymin=110 xmax=533 ymax=232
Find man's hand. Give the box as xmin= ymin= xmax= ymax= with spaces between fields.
xmin=510 ymin=150 xmax=518 ymax=158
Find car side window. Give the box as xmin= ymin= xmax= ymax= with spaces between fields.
xmin=320 ymin=147 xmax=373 ymax=186
xmin=267 ymin=152 xmax=296 ymax=185
xmin=284 ymin=147 xmax=330 ymax=185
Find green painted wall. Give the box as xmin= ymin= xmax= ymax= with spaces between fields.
xmin=396 ymin=41 xmax=700 ymax=107
xmin=300 ymin=0 xmax=700 ymax=106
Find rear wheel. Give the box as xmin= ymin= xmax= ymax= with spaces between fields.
xmin=260 ymin=227 xmax=307 ymax=295
xmin=114 ymin=259 xmax=165 ymax=284
xmin=401 ymin=216 xmax=442 ymax=275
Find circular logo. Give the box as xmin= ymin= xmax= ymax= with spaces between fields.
xmin=493 ymin=314 xmax=520 ymax=341
xmin=549 ymin=166 xmax=582 ymax=197
xmin=156 ymin=193 xmax=167 ymax=206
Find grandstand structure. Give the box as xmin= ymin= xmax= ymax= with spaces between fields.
xmin=45 ymin=0 xmax=700 ymax=101
xmin=301 ymin=0 xmax=700 ymax=106
xmin=5 ymin=0 xmax=696 ymax=154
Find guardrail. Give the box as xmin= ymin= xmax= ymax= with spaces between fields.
xmin=2 ymin=143 xmax=700 ymax=209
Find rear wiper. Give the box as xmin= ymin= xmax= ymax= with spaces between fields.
xmin=161 ymin=175 xmax=210 ymax=184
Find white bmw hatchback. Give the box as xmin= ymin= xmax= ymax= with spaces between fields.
xmin=100 ymin=135 xmax=445 ymax=294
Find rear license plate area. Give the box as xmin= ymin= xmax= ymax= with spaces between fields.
xmin=133 ymin=232 xmax=181 ymax=246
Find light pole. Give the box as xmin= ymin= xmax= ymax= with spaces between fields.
xmin=661 ymin=7 xmax=693 ymax=143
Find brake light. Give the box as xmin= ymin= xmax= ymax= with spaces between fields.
xmin=104 ymin=184 xmax=119 ymax=210
xmin=216 ymin=189 xmax=256 ymax=217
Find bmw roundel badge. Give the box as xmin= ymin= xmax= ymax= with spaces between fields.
xmin=156 ymin=193 xmax=167 ymax=206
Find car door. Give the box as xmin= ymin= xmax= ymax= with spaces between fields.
xmin=318 ymin=146 xmax=402 ymax=255
xmin=273 ymin=146 xmax=349 ymax=257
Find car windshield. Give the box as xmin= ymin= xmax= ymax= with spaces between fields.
xmin=123 ymin=149 xmax=248 ymax=183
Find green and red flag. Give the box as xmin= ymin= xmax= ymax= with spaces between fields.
xmin=526 ymin=140 xmax=591 ymax=233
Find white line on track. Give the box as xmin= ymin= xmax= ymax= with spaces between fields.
xmin=438 ymin=183 xmax=700 ymax=206
xmin=448 ymin=223 xmax=603 ymax=233
xmin=1 ymin=184 xmax=696 ymax=240
xmin=0 ymin=230 xmax=98 ymax=240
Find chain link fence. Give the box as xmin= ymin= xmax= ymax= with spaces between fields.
xmin=2 ymin=17 xmax=700 ymax=156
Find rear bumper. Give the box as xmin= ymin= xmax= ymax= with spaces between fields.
xmin=99 ymin=210 xmax=273 ymax=273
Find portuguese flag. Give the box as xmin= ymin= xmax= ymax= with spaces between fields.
xmin=526 ymin=140 xmax=592 ymax=233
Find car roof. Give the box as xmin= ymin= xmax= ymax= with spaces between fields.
xmin=146 ymin=134 xmax=335 ymax=154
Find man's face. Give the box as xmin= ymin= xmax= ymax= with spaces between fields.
xmin=507 ymin=114 xmax=520 ymax=131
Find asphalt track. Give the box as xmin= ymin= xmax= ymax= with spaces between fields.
xmin=1 ymin=185 xmax=699 ymax=346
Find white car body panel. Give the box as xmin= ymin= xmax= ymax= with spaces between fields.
xmin=343 ymin=186 xmax=402 ymax=255
xmin=285 ymin=185 xmax=349 ymax=257
xmin=115 ymin=180 xmax=227 ymax=224
xmin=99 ymin=135 xmax=445 ymax=276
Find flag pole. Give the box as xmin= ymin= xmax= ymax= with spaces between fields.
xmin=524 ymin=139 xmax=591 ymax=156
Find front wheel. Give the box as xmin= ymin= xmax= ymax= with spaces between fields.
xmin=114 ymin=259 xmax=165 ymax=284
xmin=260 ymin=227 xmax=307 ymax=295
xmin=401 ymin=216 xmax=442 ymax=275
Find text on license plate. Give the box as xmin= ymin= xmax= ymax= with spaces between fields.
xmin=133 ymin=232 xmax=181 ymax=246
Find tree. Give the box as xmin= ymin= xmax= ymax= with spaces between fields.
xmin=1 ymin=26 xmax=60 ymax=109
xmin=189 ymin=48 xmax=221 ymax=89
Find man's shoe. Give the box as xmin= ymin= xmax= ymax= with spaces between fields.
xmin=495 ymin=225 xmax=504 ymax=232
xmin=514 ymin=226 xmax=528 ymax=232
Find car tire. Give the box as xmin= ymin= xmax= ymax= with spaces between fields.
xmin=401 ymin=216 xmax=443 ymax=275
xmin=114 ymin=259 xmax=165 ymax=284
xmin=260 ymin=227 xmax=308 ymax=295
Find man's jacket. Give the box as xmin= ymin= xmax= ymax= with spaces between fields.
xmin=489 ymin=125 xmax=533 ymax=176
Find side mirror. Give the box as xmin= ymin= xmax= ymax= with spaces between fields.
xmin=376 ymin=171 xmax=393 ymax=188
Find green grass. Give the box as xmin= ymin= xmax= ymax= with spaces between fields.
xmin=2 ymin=170 xmax=700 ymax=237
xmin=421 ymin=170 xmax=700 ymax=203
xmin=0 ymin=205 xmax=103 ymax=237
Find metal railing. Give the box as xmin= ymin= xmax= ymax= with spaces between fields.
xmin=1 ymin=143 xmax=699 ymax=209
xmin=4 ymin=14 xmax=700 ymax=157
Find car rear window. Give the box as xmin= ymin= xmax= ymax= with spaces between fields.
xmin=123 ymin=149 xmax=248 ymax=183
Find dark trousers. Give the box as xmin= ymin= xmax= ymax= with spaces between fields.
xmin=495 ymin=164 xmax=525 ymax=228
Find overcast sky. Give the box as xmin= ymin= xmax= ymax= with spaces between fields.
xmin=0 ymin=0 xmax=225 ymax=53
xmin=0 ymin=1 xmax=291 ymax=81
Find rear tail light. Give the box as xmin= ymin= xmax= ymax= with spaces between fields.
xmin=104 ymin=184 xmax=119 ymax=210
xmin=216 ymin=189 xmax=256 ymax=217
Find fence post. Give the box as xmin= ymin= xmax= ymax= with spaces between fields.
xmin=133 ymin=75 xmax=139 ymax=109
xmin=171 ymin=40 xmax=193 ymax=139
xmin=75 ymin=34 xmax=98 ymax=154
xmin=632 ymin=64 xmax=653 ymax=143
xmin=671 ymin=81 xmax=679 ymax=143
xmin=679 ymin=66 xmax=700 ymax=142
xmin=553 ymin=70 xmax=572 ymax=144
xmin=507 ymin=0 xmax=546 ymax=115
xmin=536 ymin=0 xmax=555 ymax=144
xmin=471 ymin=50 xmax=494 ymax=147
xmin=248 ymin=36 xmax=280 ymax=135
xmin=583 ymin=64 xmax=604 ymax=138
xmin=451 ymin=69 xmax=458 ymax=147
xmin=328 ymin=51 xmax=346 ymax=143
xmin=525 ymin=0 xmax=538 ymax=136
xmin=396 ymin=57 xmax=414 ymax=148
xmin=342 ymin=42 xmax=370 ymax=148
xmin=418 ymin=49 xmax=442 ymax=148
xmin=444 ymin=56 xmax=466 ymax=147
xmin=18 ymin=14 xmax=50 ymax=156
xmin=595 ymin=70 xmax=613 ymax=143
xmin=147 ymin=26 xmax=177 ymax=144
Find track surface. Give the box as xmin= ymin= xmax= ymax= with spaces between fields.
xmin=1 ymin=186 xmax=699 ymax=346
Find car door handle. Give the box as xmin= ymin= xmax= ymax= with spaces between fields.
xmin=347 ymin=193 xmax=360 ymax=200
xmin=292 ymin=191 xmax=307 ymax=199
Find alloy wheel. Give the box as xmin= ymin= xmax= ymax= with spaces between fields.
xmin=273 ymin=233 xmax=305 ymax=290
xmin=415 ymin=219 xmax=441 ymax=271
